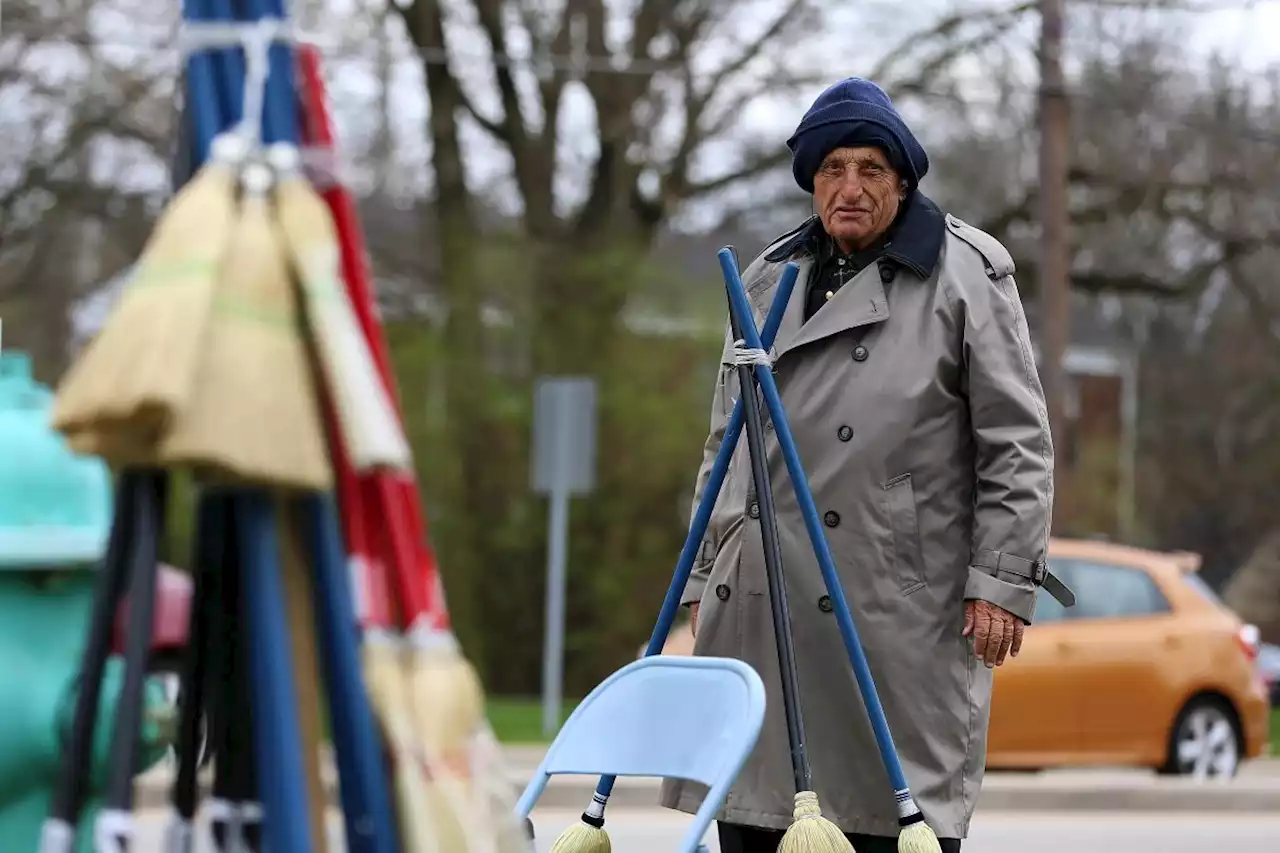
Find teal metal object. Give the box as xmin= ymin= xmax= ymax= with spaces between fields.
xmin=0 ymin=351 xmax=173 ymax=852
xmin=0 ymin=352 xmax=112 ymax=569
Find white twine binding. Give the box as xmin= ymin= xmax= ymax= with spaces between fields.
xmin=179 ymin=19 xmax=293 ymax=149
xmin=181 ymin=20 xmax=349 ymax=187
xmin=730 ymin=338 xmax=773 ymax=367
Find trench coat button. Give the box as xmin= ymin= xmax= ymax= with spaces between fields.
xmin=749 ymin=502 xmax=760 ymax=519
xmin=879 ymin=264 xmax=895 ymax=284
xmin=818 ymin=595 xmax=834 ymax=613
xmin=823 ymin=510 xmax=840 ymax=528
xmin=852 ymin=345 xmax=869 ymax=362
xmin=715 ymin=584 xmax=731 ymax=601
xmin=765 ymin=421 xmax=774 ymax=432
xmin=837 ymin=425 xmax=853 ymax=442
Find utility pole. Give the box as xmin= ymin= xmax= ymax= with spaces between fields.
xmin=370 ymin=0 xmax=395 ymax=194
xmin=1039 ymin=0 xmax=1072 ymax=518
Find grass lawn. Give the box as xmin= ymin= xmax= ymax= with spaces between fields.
xmin=486 ymin=696 xmax=579 ymax=744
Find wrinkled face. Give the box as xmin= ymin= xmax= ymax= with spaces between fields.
xmin=813 ymin=145 xmax=905 ymax=252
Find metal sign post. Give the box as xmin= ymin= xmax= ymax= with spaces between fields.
xmin=531 ymin=377 xmax=597 ymax=737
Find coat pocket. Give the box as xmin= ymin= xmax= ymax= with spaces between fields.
xmin=693 ymin=545 xmax=743 ymax=656
xmin=884 ymin=473 xmax=926 ymax=595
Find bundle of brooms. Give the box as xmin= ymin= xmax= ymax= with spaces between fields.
xmin=50 ymin=139 xmax=406 ymax=491
xmin=295 ymin=44 xmax=533 ymax=853
xmin=48 ymin=85 xmax=405 ymax=853
xmin=50 ymin=21 xmax=532 ymax=852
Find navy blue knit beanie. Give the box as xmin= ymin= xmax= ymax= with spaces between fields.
xmin=787 ymin=77 xmax=929 ymax=194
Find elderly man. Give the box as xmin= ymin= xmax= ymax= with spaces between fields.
xmin=659 ymin=78 xmax=1072 ymax=853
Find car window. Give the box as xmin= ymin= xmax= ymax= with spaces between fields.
xmin=1181 ymin=572 xmax=1230 ymax=612
xmin=1032 ymin=584 xmax=1069 ymax=623
xmin=1048 ymin=558 xmax=1171 ymax=621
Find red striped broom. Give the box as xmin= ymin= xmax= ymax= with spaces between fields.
xmin=295 ymin=45 xmax=530 ymax=853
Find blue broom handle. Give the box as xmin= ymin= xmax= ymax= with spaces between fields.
xmin=201 ymin=0 xmax=246 ymax=130
xmin=719 ymin=248 xmax=912 ymax=795
xmin=299 ymin=493 xmax=401 ymax=853
xmin=227 ymin=0 xmax=400 ymax=847
xmin=180 ymin=0 xmax=224 ymax=161
xmin=237 ymin=490 xmax=317 ymax=853
xmin=591 ymin=260 xmax=798 ymax=803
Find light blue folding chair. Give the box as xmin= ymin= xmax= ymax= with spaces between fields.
xmin=515 ymin=655 xmax=766 ymax=853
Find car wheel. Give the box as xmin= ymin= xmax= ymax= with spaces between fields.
xmin=1163 ymin=697 xmax=1242 ymax=780
xmin=150 ymin=655 xmax=212 ymax=770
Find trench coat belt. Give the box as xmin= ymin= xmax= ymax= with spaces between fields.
xmin=971 ymin=548 xmax=1076 ymax=608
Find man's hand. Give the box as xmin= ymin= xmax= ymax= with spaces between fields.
xmin=963 ymin=599 xmax=1024 ymax=668
xmin=690 ymin=602 xmax=700 ymax=638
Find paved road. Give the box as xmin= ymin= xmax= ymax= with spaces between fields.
xmin=126 ymin=807 xmax=1280 ymax=852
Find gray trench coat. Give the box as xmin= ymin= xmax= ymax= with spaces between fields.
xmin=659 ymin=199 xmax=1058 ymax=839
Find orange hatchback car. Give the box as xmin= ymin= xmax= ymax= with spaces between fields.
xmin=987 ymin=538 xmax=1271 ymax=778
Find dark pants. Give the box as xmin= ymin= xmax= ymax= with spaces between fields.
xmin=717 ymin=822 xmax=962 ymax=853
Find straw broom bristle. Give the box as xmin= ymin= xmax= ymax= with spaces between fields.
xmin=63 ymin=425 xmax=161 ymax=470
xmin=406 ymin=633 xmax=488 ymax=852
xmin=778 ymin=792 xmax=855 ymax=853
xmin=896 ymin=820 xmax=942 ymax=853
xmin=361 ymin=632 xmax=439 ymax=852
xmin=548 ymin=821 xmax=611 ymax=853
xmin=158 ymin=161 xmax=331 ymax=491
xmin=410 ymin=636 xmax=486 ymax=762
xmin=51 ymin=134 xmax=247 ymax=456
xmin=266 ymin=142 xmax=412 ymax=474
xmin=470 ymin=725 xmax=541 ymax=853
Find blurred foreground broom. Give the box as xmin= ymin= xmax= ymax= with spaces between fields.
xmin=267 ymin=142 xmax=411 ymax=473
xmin=52 ymin=133 xmax=249 ymax=464
xmin=158 ymin=159 xmax=331 ymax=491
xmin=295 ymin=44 xmax=531 ymax=853
xmin=264 ymin=138 xmax=438 ymax=853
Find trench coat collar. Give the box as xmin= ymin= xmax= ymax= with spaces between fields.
xmin=753 ymin=193 xmax=946 ymax=360
xmin=762 ymin=192 xmax=946 ymax=278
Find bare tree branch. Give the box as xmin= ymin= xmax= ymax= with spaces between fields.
xmin=685 ymin=147 xmax=795 ymax=200
xmin=471 ymin=0 xmax=532 ymax=148
xmin=659 ymin=0 xmax=812 ymax=208
xmin=871 ymin=1 xmax=1039 ymax=95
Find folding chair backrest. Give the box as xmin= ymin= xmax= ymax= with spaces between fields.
xmin=541 ymin=654 xmax=764 ymax=781
xmin=515 ymin=656 xmax=763 ymax=853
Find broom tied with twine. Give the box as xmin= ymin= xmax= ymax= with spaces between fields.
xmin=283 ymin=55 xmax=439 ymax=852
xmin=724 ymin=249 xmax=851 ymax=853
xmin=157 ymin=158 xmax=332 ymax=492
xmin=294 ymin=46 xmax=531 ymax=853
xmin=263 ymin=135 xmax=441 ymax=853
xmin=266 ymin=141 xmax=411 ymax=474
xmin=47 ymin=13 xmax=406 ymax=851
xmin=53 ymin=130 xmax=249 ymax=468
xmin=224 ymin=7 xmax=403 ymax=851
xmin=41 ymin=20 xmax=246 ymax=852
xmin=545 ymin=263 xmax=798 ymax=853
xmin=718 ymin=248 xmax=943 ymax=853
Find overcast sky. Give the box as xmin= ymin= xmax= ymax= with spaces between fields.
xmin=56 ymin=0 xmax=1280 ymax=211
xmin=297 ymin=0 xmax=1280 ymax=217
xmin=66 ymin=0 xmax=1280 ymax=336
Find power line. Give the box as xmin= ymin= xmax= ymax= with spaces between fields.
xmin=4 ymin=21 xmax=694 ymax=76
xmin=6 ymin=22 xmax=1280 ymax=148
